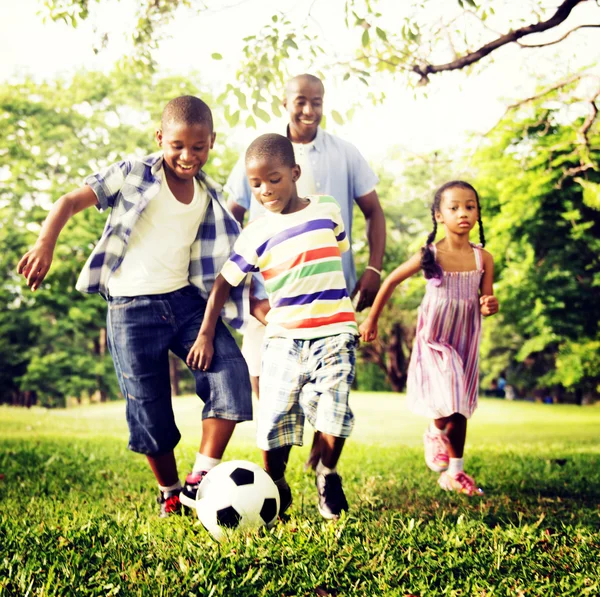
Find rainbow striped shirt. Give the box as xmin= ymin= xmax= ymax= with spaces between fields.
xmin=221 ymin=195 xmax=358 ymax=340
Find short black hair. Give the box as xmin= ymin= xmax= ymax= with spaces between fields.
xmin=285 ymin=73 xmax=325 ymax=96
xmin=161 ymin=95 xmax=213 ymax=131
xmin=245 ymin=133 xmax=296 ymax=168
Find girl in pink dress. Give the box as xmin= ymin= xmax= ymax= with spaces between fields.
xmin=360 ymin=181 xmax=498 ymax=495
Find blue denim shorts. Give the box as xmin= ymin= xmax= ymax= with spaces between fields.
xmin=106 ymin=286 xmax=252 ymax=455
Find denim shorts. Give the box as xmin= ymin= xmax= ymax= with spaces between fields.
xmin=257 ymin=333 xmax=357 ymax=450
xmin=106 ymin=285 xmax=252 ymax=455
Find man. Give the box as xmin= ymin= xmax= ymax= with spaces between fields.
xmin=226 ymin=74 xmax=386 ymax=469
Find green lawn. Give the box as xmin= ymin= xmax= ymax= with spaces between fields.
xmin=1 ymin=394 xmax=599 ymax=596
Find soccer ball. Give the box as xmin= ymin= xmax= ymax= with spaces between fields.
xmin=195 ymin=460 xmax=280 ymax=541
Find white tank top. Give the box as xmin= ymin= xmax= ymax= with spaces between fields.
xmin=108 ymin=169 xmax=208 ymax=296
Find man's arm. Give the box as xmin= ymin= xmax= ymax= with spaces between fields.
xmin=353 ymin=189 xmax=386 ymax=312
xmin=17 ymin=185 xmax=99 ymax=291
xmin=226 ymin=198 xmax=248 ymax=227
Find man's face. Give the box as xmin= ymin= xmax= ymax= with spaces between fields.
xmin=156 ymin=121 xmax=215 ymax=181
xmin=283 ymin=78 xmax=324 ymax=142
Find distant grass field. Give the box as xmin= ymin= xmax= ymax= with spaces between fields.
xmin=1 ymin=394 xmax=599 ymax=596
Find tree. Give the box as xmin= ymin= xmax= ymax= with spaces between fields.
xmin=37 ymin=0 xmax=599 ymax=126
xmin=0 ymin=68 xmax=240 ymax=406
xmin=474 ymin=76 xmax=600 ymax=400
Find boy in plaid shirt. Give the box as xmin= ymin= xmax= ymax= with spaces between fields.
xmin=189 ymin=133 xmax=358 ymax=520
xmin=17 ymin=96 xmax=253 ymax=517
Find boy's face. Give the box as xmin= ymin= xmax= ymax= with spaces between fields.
xmin=246 ymin=156 xmax=300 ymax=215
xmin=156 ymin=121 xmax=215 ymax=181
xmin=283 ymin=79 xmax=323 ymax=142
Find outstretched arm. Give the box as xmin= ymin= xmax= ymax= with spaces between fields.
xmin=479 ymin=250 xmax=499 ymax=317
xmin=359 ymin=252 xmax=422 ymax=341
xmin=186 ymin=274 xmax=233 ymax=371
xmin=17 ymin=185 xmax=99 ymax=291
xmin=353 ymin=190 xmax=386 ymax=311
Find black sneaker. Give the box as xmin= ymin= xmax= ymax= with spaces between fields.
xmin=179 ymin=470 xmax=207 ymax=509
xmin=157 ymin=490 xmax=182 ymax=518
xmin=277 ymin=479 xmax=293 ymax=517
xmin=316 ymin=472 xmax=348 ymax=520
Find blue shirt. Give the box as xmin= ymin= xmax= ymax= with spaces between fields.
xmin=225 ymin=126 xmax=379 ymax=296
xmin=77 ymin=152 xmax=249 ymax=329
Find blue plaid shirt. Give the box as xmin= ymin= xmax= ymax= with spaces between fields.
xmin=76 ymin=152 xmax=249 ymax=329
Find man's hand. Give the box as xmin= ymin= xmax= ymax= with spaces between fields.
xmin=480 ymin=295 xmax=499 ymax=317
xmin=351 ymin=268 xmax=381 ymax=312
xmin=186 ymin=333 xmax=215 ymax=371
xmin=17 ymin=242 xmax=54 ymax=291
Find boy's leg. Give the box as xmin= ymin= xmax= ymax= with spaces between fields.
xmin=107 ymin=295 xmax=183 ymax=516
xmin=169 ymin=287 xmax=253 ymax=507
xmin=300 ymin=334 xmax=357 ymax=519
xmin=258 ymin=337 xmax=307 ymax=516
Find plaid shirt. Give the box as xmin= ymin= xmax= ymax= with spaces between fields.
xmin=76 ymin=152 xmax=249 ymax=329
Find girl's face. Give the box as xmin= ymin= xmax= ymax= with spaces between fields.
xmin=435 ymin=187 xmax=479 ymax=235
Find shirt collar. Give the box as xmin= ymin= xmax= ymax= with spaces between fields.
xmin=285 ymin=125 xmax=323 ymax=153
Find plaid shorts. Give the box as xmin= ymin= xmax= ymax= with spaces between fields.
xmin=257 ymin=333 xmax=357 ymax=450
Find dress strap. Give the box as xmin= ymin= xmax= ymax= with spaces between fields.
xmin=471 ymin=243 xmax=483 ymax=270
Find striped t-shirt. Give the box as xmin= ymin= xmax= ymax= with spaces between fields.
xmin=221 ymin=195 xmax=358 ymax=340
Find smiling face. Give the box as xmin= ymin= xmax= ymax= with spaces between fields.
xmin=246 ymin=155 xmax=302 ymax=215
xmin=284 ymin=77 xmax=324 ymax=144
xmin=156 ymin=120 xmax=215 ymax=182
xmin=436 ymin=186 xmax=479 ymax=235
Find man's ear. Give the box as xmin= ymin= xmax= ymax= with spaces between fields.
xmin=155 ymin=129 xmax=163 ymax=146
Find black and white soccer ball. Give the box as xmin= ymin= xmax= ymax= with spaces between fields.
xmin=195 ymin=460 xmax=280 ymax=541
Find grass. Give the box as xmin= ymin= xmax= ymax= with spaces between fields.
xmin=1 ymin=394 xmax=599 ymax=596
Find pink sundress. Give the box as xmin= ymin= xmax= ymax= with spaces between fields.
xmin=406 ymin=244 xmax=484 ymax=419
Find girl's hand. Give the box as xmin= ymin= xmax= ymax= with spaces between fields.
xmin=480 ymin=295 xmax=499 ymax=316
xmin=359 ymin=318 xmax=378 ymax=342
xmin=186 ymin=333 xmax=214 ymax=371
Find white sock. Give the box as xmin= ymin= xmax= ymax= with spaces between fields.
xmin=316 ymin=460 xmax=336 ymax=476
xmin=158 ymin=480 xmax=182 ymax=494
xmin=448 ymin=458 xmax=464 ymax=476
xmin=193 ymin=453 xmax=221 ymax=474
xmin=429 ymin=422 xmax=447 ymax=435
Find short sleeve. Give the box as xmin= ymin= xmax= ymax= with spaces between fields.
xmin=224 ymin=155 xmax=252 ymax=211
xmin=319 ymin=196 xmax=350 ymax=254
xmin=220 ymin=231 xmax=259 ymax=287
xmin=85 ymin=160 xmax=133 ymax=211
xmin=348 ymin=144 xmax=379 ymax=200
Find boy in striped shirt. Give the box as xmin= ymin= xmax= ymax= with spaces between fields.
xmin=188 ymin=133 xmax=358 ymax=520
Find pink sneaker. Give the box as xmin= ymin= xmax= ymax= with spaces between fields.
xmin=179 ymin=470 xmax=207 ymax=509
xmin=438 ymin=471 xmax=484 ymax=496
xmin=423 ymin=428 xmax=450 ymax=472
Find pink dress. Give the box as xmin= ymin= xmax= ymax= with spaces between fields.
xmin=406 ymin=244 xmax=483 ymax=419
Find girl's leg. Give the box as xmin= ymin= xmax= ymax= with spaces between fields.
xmin=437 ymin=413 xmax=467 ymax=458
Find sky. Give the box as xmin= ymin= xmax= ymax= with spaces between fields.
xmin=1 ymin=0 xmax=598 ymax=161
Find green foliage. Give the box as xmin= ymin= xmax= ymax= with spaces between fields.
xmin=474 ymin=89 xmax=600 ymax=396
xmin=0 ymin=68 xmax=240 ymax=406
xmin=1 ymin=396 xmax=599 ymax=595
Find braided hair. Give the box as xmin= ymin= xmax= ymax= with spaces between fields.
xmin=421 ymin=180 xmax=485 ymax=280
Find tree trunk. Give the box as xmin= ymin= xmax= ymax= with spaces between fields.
xmin=93 ymin=328 xmax=108 ymax=402
xmin=386 ymin=323 xmax=407 ymax=392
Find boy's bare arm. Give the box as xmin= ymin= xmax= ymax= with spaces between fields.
xmin=17 ymin=185 xmax=99 ymax=291
xmin=186 ymin=274 xmax=233 ymax=371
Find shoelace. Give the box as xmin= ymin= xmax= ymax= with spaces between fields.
xmin=452 ymin=472 xmax=477 ymax=492
xmin=164 ymin=494 xmax=180 ymax=513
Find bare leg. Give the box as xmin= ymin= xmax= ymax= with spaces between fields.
xmin=435 ymin=413 xmax=467 ymax=458
xmin=250 ymin=375 xmax=260 ymax=400
xmin=304 ymin=430 xmax=322 ymax=471
xmin=263 ymin=445 xmax=292 ymax=480
xmin=199 ymin=418 xmax=238 ymax=458
xmin=319 ymin=434 xmax=345 ymax=469
xmin=147 ymin=451 xmax=179 ymax=487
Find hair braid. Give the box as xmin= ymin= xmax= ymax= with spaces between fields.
xmin=420 ymin=205 xmax=441 ymax=280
